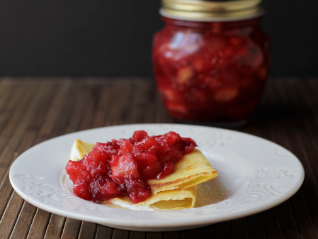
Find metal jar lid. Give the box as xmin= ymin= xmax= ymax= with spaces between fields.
xmin=160 ymin=0 xmax=264 ymax=22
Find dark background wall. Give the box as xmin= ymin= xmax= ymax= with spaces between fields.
xmin=0 ymin=0 xmax=316 ymax=78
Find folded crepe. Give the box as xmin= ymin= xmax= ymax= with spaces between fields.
xmin=70 ymin=139 xmax=217 ymax=210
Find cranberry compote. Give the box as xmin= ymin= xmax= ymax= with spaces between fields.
xmin=65 ymin=131 xmax=197 ymax=203
xmin=153 ymin=15 xmax=270 ymax=124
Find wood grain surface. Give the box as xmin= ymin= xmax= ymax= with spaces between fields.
xmin=0 ymin=78 xmax=317 ymax=239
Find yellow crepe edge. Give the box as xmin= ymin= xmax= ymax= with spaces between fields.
xmin=70 ymin=139 xmax=95 ymax=161
xmin=101 ymin=186 xmax=197 ymax=211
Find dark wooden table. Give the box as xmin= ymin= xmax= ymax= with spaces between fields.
xmin=0 ymin=78 xmax=317 ymax=239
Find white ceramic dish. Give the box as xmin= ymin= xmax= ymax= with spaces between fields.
xmin=9 ymin=124 xmax=304 ymax=231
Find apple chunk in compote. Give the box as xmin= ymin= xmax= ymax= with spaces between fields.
xmin=152 ymin=17 xmax=270 ymax=123
xmin=65 ymin=131 xmax=197 ymax=204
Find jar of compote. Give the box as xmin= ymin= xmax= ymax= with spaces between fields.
xmin=152 ymin=0 xmax=270 ymax=126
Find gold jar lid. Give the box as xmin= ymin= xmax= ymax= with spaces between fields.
xmin=161 ymin=0 xmax=264 ymax=21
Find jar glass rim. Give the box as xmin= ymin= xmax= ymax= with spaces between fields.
xmin=160 ymin=8 xmax=264 ymax=22
xmin=161 ymin=0 xmax=264 ymax=22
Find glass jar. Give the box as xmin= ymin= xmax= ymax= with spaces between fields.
xmin=152 ymin=0 xmax=270 ymax=126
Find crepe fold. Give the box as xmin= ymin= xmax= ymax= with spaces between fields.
xmin=148 ymin=148 xmax=218 ymax=195
xmin=70 ymin=139 xmax=217 ymax=210
xmin=102 ymin=186 xmax=197 ymax=211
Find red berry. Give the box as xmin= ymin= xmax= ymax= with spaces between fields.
xmin=73 ymin=180 xmax=91 ymax=200
xmin=157 ymin=162 xmax=174 ymax=179
xmin=110 ymin=154 xmax=140 ymax=184
xmin=141 ymin=161 xmax=163 ymax=180
xmin=126 ymin=179 xmax=151 ymax=203
xmin=134 ymin=152 xmax=157 ymax=165
xmin=143 ymin=137 xmax=157 ymax=149
xmin=132 ymin=130 xmax=148 ymax=142
xmin=118 ymin=140 xmax=133 ymax=155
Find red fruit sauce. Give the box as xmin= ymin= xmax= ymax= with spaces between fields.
xmin=153 ymin=17 xmax=270 ymax=123
xmin=65 ymin=131 xmax=197 ymax=204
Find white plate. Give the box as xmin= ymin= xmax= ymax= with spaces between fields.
xmin=9 ymin=124 xmax=304 ymax=231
